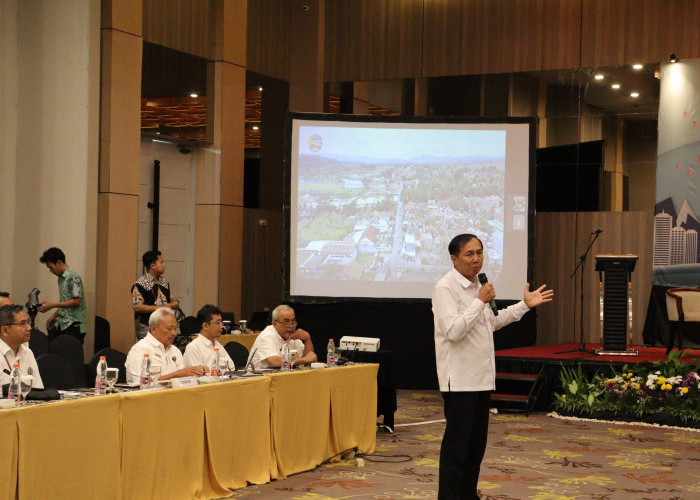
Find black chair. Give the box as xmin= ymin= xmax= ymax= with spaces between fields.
xmin=94 ymin=315 xmax=111 ymax=354
xmin=88 ymin=348 xmax=127 ymax=384
xmin=248 ymin=311 xmax=269 ymax=331
xmin=224 ymin=341 xmax=249 ymax=370
xmin=28 ymin=328 xmax=49 ymax=357
xmin=36 ymin=353 xmax=76 ymax=390
xmin=179 ymin=316 xmax=200 ymax=336
xmin=48 ymin=335 xmax=86 ymax=387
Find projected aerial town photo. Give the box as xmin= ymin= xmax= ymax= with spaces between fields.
xmin=294 ymin=126 xmax=507 ymax=286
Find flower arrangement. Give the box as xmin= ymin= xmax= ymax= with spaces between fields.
xmin=553 ymin=350 xmax=700 ymax=427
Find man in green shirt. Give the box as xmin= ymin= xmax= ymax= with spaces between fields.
xmin=38 ymin=247 xmax=87 ymax=344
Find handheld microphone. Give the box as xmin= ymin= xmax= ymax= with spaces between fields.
xmin=477 ymin=273 xmax=498 ymax=317
xmin=592 ymin=229 xmax=603 ymax=235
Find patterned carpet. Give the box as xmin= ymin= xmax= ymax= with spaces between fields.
xmin=228 ymin=390 xmax=700 ymax=499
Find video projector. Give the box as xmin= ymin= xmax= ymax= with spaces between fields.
xmin=339 ymin=336 xmax=380 ymax=352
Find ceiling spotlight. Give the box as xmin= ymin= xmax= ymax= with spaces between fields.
xmin=252 ymin=125 xmax=259 ymax=130
xmin=630 ymin=92 xmax=639 ymax=98
xmin=611 ymin=83 xmax=621 ymax=89
xmin=189 ymin=93 xmax=198 ymax=98
xmin=670 ymin=53 xmax=678 ymax=63
xmin=632 ymin=63 xmax=643 ymax=70
xmin=258 ymin=87 xmax=263 ymax=92
xmin=594 ymin=74 xmax=605 ymax=80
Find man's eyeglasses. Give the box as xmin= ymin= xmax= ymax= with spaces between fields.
xmin=3 ymin=320 xmax=31 ymax=328
xmin=274 ymin=319 xmax=297 ymax=327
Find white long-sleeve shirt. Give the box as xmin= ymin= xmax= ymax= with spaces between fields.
xmin=432 ymin=267 xmax=530 ymax=392
xmin=183 ymin=334 xmax=235 ymax=371
xmin=247 ymin=325 xmax=305 ymax=369
xmin=0 ymin=340 xmax=44 ymax=389
xmin=125 ymin=333 xmax=184 ymax=384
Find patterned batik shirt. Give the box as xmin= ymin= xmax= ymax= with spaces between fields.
xmin=57 ymin=267 xmax=88 ymax=333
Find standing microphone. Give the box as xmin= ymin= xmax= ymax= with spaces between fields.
xmin=477 ymin=273 xmax=498 ymax=316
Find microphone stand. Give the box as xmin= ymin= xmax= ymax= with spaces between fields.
xmin=556 ymin=230 xmax=602 ymax=355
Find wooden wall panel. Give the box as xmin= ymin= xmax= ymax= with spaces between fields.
xmin=241 ymin=208 xmax=284 ymax=321
xmin=581 ymin=0 xmax=700 ymax=68
xmin=536 ymin=211 xmax=653 ymax=347
xmin=247 ymin=0 xmax=289 ymax=81
xmin=422 ymin=0 xmax=581 ymax=78
xmin=534 ymin=212 xmax=579 ymax=345
xmin=143 ymin=0 xmax=210 ymax=58
xmin=324 ymin=0 xmax=423 ymax=82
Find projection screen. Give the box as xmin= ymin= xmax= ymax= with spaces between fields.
xmin=285 ymin=113 xmax=535 ymax=301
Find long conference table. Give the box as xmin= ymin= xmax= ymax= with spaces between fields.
xmin=0 ymin=363 xmax=378 ymax=500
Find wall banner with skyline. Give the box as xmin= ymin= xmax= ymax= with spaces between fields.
xmin=654 ymin=59 xmax=700 ymax=286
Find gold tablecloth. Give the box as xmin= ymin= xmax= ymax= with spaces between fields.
xmin=0 ymin=363 xmax=378 ymax=499
xmin=269 ymin=363 xmax=378 ymax=479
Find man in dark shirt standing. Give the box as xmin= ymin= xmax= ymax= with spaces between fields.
xmin=131 ymin=250 xmax=179 ymax=341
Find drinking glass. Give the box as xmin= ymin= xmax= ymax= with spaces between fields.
xmin=289 ymin=349 xmax=298 ymax=367
xmin=20 ymin=375 xmax=33 ymax=402
xmin=219 ymin=358 xmax=230 ymax=377
xmin=149 ymin=365 xmax=162 ymax=388
xmin=105 ymin=368 xmax=119 ymax=393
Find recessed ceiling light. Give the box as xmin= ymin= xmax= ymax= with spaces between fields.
xmin=630 ymin=92 xmax=639 ymax=98
xmin=258 ymin=87 xmax=263 ymax=92
xmin=190 ymin=93 xmax=198 ymax=98
xmin=252 ymin=125 xmax=259 ymax=130
xmin=611 ymin=83 xmax=621 ymax=89
xmin=632 ymin=64 xmax=643 ymax=70
xmin=594 ymin=74 xmax=605 ymax=80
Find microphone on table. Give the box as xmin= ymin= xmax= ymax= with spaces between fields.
xmin=477 ymin=273 xmax=498 ymax=317
xmin=591 ymin=229 xmax=603 ymax=236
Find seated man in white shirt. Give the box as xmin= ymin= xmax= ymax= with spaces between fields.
xmin=125 ymin=308 xmax=207 ymax=384
xmin=246 ymin=304 xmax=317 ymax=370
xmin=0 ymin=305 xmax=44 ymax=388
xmin=183 ymin=304 xmax=235 ymax=371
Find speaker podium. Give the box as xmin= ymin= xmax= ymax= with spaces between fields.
xmin=594 ymin=254 xmax=639 ymax=356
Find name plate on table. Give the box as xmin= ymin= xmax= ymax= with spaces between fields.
xmin=171 ymin=377 xmax=198 ymax=388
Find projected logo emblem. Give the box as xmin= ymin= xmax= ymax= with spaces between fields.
xmin=308 ymin=134 xmax=322 ymax=152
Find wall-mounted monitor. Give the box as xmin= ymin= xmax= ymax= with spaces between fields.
xmin=284 ymin=113 xmax=535 ymax=302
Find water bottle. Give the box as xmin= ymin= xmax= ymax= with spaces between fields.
xmin=281 ymin=341 xmax=291 ymax=371
xmin=8 ymin=363 xmax=21 ymax=402
xmin=327 ymin=339 xmax=336 ymax=367
xmin=95 ymin=356 xmax=108 ymax=395
xmin=211 ymin=348 xmax=221 ymax=378
xmin=139 ymin=354 xmax=151 ymax=390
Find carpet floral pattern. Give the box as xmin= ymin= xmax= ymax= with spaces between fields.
xmin=228 ymin=390 xmax=700 ymax=499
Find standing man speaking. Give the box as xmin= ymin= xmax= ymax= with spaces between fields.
xmin=432 ymin=234 xmax=553 ymax=499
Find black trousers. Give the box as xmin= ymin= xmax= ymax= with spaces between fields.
xmin=438 ymin=391 xmax=491 ymax=500
xmin=48 ymin=322 xmax=84 ymax=345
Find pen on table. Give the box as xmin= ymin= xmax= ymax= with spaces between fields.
xmin=3 ymin=369 xmax=10 ymax=376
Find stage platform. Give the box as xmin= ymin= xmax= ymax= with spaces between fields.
xmin=494 ymin=343 xmax=700 ymax=411
xmin=496 ymin=342 xmax=700 ymax=364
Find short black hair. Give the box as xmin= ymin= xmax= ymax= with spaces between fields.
xmin=448 ymin=234 xmax=483 ymax=257
xmin=0 ymin=305 xmax=24 ymax=328
xmin=0 ymin=292 xmax=9 ymax=298
xmin=142 ymin=250 xmax=162 ymax=271
xmin=197 ymin=304 xmax=222 ymax=326
xmin=39 ymin=247 xmax=66 ymax=265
